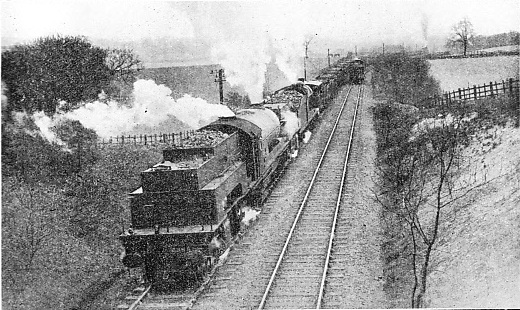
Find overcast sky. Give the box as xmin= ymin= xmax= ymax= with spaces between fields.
xmin=2 ymin=0 xmax=519 ymax=70
xmin=2 ymin=0 xmax=518 ymax=101
xmin=2 ymin=0 xmax=518 ymax=43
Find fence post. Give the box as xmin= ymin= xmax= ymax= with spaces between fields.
xmin=458 ymin=88 xmax=462 ymax=101
xmin=144 ymin=135 xmax=147 ymax=145
xmin=490 ymin=81 xmax=494 ymax=98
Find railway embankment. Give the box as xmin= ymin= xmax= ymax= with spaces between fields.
xmin=371 ymin=53 xmax=520 ymax=307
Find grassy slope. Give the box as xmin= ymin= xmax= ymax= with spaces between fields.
xmin=372 ymin=53 xmax=519 ymax=307
xmin=425 ymin=55 xmax=519 ymax=307
xmin=376 ymin=99 xmax=519 ymax=308
xmin=1 ymin=144 xmax=163 ymax=310
xmin=428 ymin=55 xmax=519 ymax=91
xmin=426 ymin=120 xmax=520 ymax=307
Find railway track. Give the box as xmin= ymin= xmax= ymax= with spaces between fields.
xmin=117 ymin=245 xmax=236 ymax=310
xmin=120 ymin=84 xmax=365 ymax=310
xmin=257 ymin=85 xmax=364 ymax=309
xmin=117 ymin=285 xmax=194 ymax=310
xmin=189 ymin=84 xmax=366 ymax=310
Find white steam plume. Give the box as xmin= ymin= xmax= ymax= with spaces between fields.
xmin=281 ymin=110 xmax=300 ymax=138
xmin=63 ymin=79 xmax=234 ymax=138
xmin=32 ymin=111 xmax=68 ymax=148
xmin=209 ymin=3 xmax=309 ymax=102
xmin=10 ymin=79 xmax=235 ymax=147
xmin=212 ymin=39 xmax=271 ymax=103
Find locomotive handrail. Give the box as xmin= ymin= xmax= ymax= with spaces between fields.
xmin=257 ymin=85 xmax=355 ymax=310
xmin=316 ymin=85 xmax=364 ymax=309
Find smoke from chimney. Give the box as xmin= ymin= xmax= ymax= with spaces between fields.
xmin=421 ymin=13 xmax=429 ymax=48
xmin=7 ymin=79 xmax=235 ymax=148
xmin=62 ymin=79 xmax=235 ymax=138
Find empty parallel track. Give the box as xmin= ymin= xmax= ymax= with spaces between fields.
xmin=257 ymin=84 xmax=364 ymax=309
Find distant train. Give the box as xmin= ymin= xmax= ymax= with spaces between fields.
xmin=119 ymin=57 xmax=365 ymax=289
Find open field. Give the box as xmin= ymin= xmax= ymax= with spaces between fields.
xmin=428 ymin=55 xmax=519 ymax=91
xmin=480 ymin=45 xmax=519 ymax=52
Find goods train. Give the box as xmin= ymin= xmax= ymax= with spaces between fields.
xmin=119 ymin=57 xmax=365 ymax=289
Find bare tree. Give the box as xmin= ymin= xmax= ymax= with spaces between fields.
xmin=447 ymin=18 xmax=475 ymax=56
xmin=106 ymin=48 xmax=144 ymax=84
xmin=225 ymin=91 xmax=251 ymax=112
xmin=374 ymin=115 xmax=496 ymax=307
xmin=2 ymin=179 xmax=60 ymax=292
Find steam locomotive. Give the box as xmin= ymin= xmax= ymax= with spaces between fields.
xmin=119 ymin=57 xmax=365 ymax=289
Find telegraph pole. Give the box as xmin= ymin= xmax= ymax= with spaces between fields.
xmin=211 ymin=69 xmax=226 ymax=104
xmin=304 ymin=37 xmax=314 ymax=81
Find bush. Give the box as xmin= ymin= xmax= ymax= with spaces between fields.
xmin=2 ymin=143 xmax=163 ymax=309
xmin=371 ymin=53 xmax=441 ymax=106
xmin=2 ymin=35 xmax=111 ymax=114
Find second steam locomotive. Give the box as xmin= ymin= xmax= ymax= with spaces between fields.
xmin=119 ymin=57 xmax=365 ymax=288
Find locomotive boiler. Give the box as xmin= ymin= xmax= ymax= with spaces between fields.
xmin=119 ymin=57 xmax=363 ymax=288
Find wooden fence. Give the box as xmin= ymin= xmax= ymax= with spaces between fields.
xmin=420 ymin=78 xmax=519 ymax=107
xmin=97 ymin=130 xmax=195 ymax=146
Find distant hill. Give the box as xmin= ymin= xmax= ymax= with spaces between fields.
xmin=137 ymin=64 xmax=233 ymax=104
xmin=133 ymin=57 xmax=328 ymax=104
xmin=472 ymin=31 xmax=520 ymax=50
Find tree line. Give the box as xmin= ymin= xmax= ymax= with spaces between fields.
xmin=2 ymin=35 xmax=142 ymax=115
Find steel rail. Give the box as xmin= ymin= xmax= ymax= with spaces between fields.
xmin=257 ymin=85 xmax=355 ymax=310
xmin=316 ymin=85 xmax=364 ymax=309
xmin=129 ymin=285 xmax=151 ymax=310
